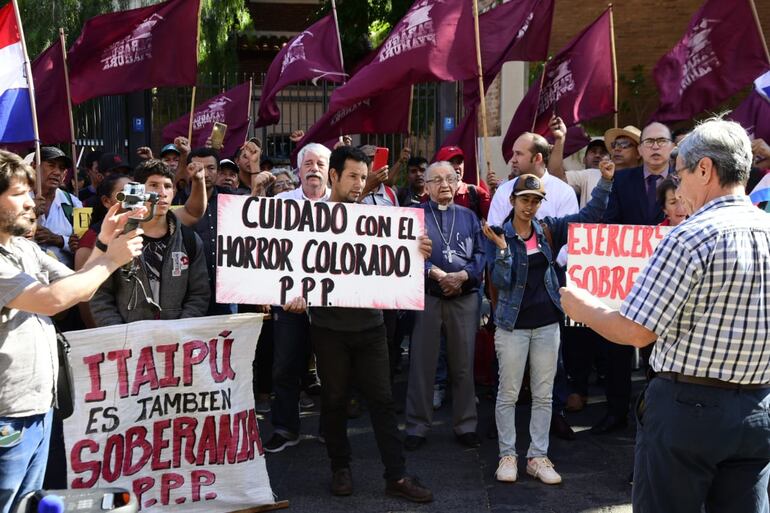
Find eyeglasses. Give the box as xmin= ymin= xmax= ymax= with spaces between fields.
xmin=611 ymin=140 xmax=636 ymax=150
xmin=641 ymin=137 xmax=672 ymax=148
xmin=272 ymin=180 xmax=293 ymax=190
xmin=426 ymin=176 xmax=459 ymax=185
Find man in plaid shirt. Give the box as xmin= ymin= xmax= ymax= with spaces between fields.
xmin=560 ymin=118 xmax=770 ymax=513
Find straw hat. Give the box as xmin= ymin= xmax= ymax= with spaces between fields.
xmin=603 ymin=125 xmax=641 ymax=152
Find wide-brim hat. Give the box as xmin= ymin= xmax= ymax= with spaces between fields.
xmin=604 ymin=125 xmax=641 ymax=152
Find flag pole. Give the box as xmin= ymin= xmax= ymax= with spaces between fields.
xmin=331 ymin=0 xmax=346 ymax=82
xmin=748 ymin=0 xmax=770 ymax=64
xmin=12 ymin=0 xmax=41 ymax=195
xmin=246 ymin=77 xmax=254 ymax=143
xmin=187 ymin=86 xmax=196 ymax=142
xmin=608 ymin=4 xmax=619 ymax=128
xmin=188 ymin=0 xmax=203 ymax=143
xmin=472 ymin=0 xmax=491 ymax=185
xmin=59 ymin=28 xmax=78 ymax=195
xmin=407 ymin=85 xmax=414 ymax=135
xmin=531 ymin=65 xmax=547 ymax=132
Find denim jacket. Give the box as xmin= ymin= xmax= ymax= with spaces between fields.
xmin=491 ymin=178 xmax=613 ymax=331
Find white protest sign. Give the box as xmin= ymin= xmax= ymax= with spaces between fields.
xmin=216 ymin=194 xmax=425 ymax=309
xmin=63 ymin=314 xmax=274 ymax=512
xmin=566 ymin=223 xmax=671 ymax=310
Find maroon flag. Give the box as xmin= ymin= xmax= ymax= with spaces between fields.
xmin=329 ymin=0 xmax=476 ymax=111
xmin=502 ymin=9 xmax=613 ymax=162
xmin=162 ymin=82 xmax=251 ymax=159
xmin=650 ymin=0 xmax=770 ymax=122
xmin=439 ymin=104 xmax=480 ymax=185
xmin=463 ymin=0 xmax=554 ymax=106
xmin=293 ymin=86 xmax=412 ymax=164
xmin=68 ymin=0 xmax=199 ymax=105
xmin=30 ymin=39 xmax=71 ymax=144
xmin=256 ymin=14 xmax=345 ymax=127
xmin=728 ymin=90 xmax=770 ymax=142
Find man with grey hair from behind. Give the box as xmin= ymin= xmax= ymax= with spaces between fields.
xmin=560 ymin=118 xmax=770 ymax=513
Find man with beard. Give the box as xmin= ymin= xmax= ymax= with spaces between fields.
xmin=0 ymin=150 xmax=143 ymax=512
xmin=283 ymin=145 xmax=434 ymax=503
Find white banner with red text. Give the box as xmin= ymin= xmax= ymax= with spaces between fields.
xmin=63 ymin=314 xmax=273 ymax=512
xmin=566 ymin=223 xmax=671 ymax=324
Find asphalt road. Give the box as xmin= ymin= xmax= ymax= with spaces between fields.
xmin=260 ymin=361 xmax=642 ymax=513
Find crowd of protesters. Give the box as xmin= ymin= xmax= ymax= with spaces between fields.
xmin=0 ymin=115 xmax=769 ymax=512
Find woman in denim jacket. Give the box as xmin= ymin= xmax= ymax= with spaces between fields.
xmin=482 ymin=161 xmax=615 ymax=486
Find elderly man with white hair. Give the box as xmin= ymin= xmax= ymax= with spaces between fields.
xmin=404 ymin=161 xmax=485 ymax=451
xmin=264 ymin=142 xmax=332 ymax=453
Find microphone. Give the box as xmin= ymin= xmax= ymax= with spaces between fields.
xmin=37 ymin=494 xmax=65 ymax=513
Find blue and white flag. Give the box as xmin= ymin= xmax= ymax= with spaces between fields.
xmin=0 ymin=1 xmax=34 ymax=143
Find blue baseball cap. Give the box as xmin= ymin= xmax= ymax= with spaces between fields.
xmin=160 ymin=143 xmax=180 ymax=156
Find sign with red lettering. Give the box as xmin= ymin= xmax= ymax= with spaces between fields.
xmin=566 ymin=223 xmax=671 ymax=309
xmin=62 ymin=314 xmax=274 ymax=512
xmin=216 ymin=195 xmax=426 ymax=309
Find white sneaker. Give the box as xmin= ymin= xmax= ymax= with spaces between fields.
xmin=495 ymin=455 xmax=518 ymax=482
xmin=526 ymin=457 xmax=562 ymax=484
xmin=432 ymin=386 xmax=445 ymax=410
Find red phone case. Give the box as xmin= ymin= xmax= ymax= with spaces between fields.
xmin=373 ymin=147 xmax=389 ymax=170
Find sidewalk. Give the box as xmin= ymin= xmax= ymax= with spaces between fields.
xmin=260 ymin=369 xmax=641 ymax=512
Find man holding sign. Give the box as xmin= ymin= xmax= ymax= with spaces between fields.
xmin=561 ymin=118 xmax=770 ymax=513
xmin=284 ymin=146 xmax=434 ymax=503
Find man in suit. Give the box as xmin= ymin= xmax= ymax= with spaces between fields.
xmin=591 ymin=121 xmax=675 ymax=434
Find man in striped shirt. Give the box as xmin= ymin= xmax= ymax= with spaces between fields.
xmin=560 ymin=118 xmax=770 ymax=513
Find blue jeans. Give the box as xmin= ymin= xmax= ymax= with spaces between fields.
xmin=271 ymin=307 xmax=311 ymax=438
xmin=633 ymin=377 xmax=770 ymax=513
xmin=0 ymin=409 xmax=53 ymax=513
xmin=494 ymin=323 xmax=560 ymax=458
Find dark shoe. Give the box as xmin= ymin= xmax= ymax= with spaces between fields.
xmin=385 ymin=476 xmax=433 ymax=503
xmin=404 ymin=435 xmax=426 ymax=451
xmin=264 ymin=432 xmax=300 ymax=453
xmin=331 ymin=468 xmax=353 ymax=496
xmin=590 ymin=414 xmax=628 ymax=435
xmin=550 ymin=413 xmax=576 ymax=441
xmin=456 ymin=432 xmax=482 ymax=448
xmin=565 ymin=393 xmax=587 ymax=412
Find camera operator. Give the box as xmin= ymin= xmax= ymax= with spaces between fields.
xmin=0 ymin=151 xmax=143 ymax=512
xmin=89 ymin=159 xmax=210 ymax=326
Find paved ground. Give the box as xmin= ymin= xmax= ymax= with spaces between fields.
xmin=260 ymin=360 xmax=643 ymax=513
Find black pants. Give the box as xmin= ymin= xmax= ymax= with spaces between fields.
xmin=312 ymin=323 xmax=405 ymax=481
xmin=565 ymin=327 xmax=631 ymax=417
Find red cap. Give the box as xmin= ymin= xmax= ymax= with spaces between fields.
xmin=435 ymin=146 xmax=464 ymax=162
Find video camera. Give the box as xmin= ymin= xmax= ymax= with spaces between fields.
xmin=115 ymin=182 xmax=158 ymax=210
xmin=14 ymin=488 xmax=138 ymax=513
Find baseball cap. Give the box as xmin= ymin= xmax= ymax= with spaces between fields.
xmin=98 ymin=152 xmax=132 ymax=174
xmin=219 ymin=159 xmax=239 ymax=173
xmin=513 ymin=174 xmax=547 ymax=200
xmin=40 ymin=146 xmax=73 ymax=167
xmin=160 ymin=143 xmax=180 ymax=156
xmin=435 ymin=146 xmax=464 ymax=162
xmin=585 ymin=138 xmax=608 ymax=152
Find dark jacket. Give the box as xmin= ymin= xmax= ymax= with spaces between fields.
xmin=604 ymin=166 xmax=664 ymax=225
xmin=90 ymin=212 xmax=210 ymax=325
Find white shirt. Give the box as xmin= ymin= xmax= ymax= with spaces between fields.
xmin=277 ymin=186 xmax=331 ymax=201
xmin=39 ymin=188 xmax=83 ymax=266
xmin=487 ymin=170 xmax=579 ymax=226
xmin=565 ymin=168 xmax=602 ymax=208
xmin=361 ymin=184 xmax=398 ymax=207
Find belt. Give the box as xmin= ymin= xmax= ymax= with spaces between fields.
xmin=655 ymin=371 xmax=770 ymax=390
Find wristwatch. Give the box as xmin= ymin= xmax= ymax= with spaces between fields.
xmin=95 ymin=238 xmax=108 ymax=253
